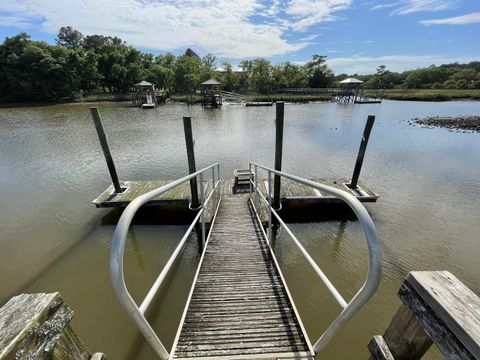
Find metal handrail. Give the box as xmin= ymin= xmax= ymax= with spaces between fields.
xmin=110 ymin=163 xmax=220 ymax=360
xmin=249 ymin=162 xmax=382 ymax=354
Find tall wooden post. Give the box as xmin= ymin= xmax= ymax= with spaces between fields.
xmin=183 ymin=116 xmax=199 ymax=209
xmin=90 ymin=107 xmax=123 ymax=194
xmin=350 ymin=115 xmax=375 ymax=189
xmin=273 ymin=102 xmax=284 ymax=211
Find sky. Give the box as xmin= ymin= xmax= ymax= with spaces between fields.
xmin=0 ymin=0 xmax=479 ymax=74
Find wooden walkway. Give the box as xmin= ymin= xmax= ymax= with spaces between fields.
xmin=171 ymin=197 xmax=314 ymax=360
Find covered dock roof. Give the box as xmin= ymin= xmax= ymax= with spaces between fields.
xmin=339 ymin=77 xmax=364 ymax=84
xmin=200 ymin=78 xmax=221 ymax=86
xmin=135 ymin=80 xmax=154 ymax=86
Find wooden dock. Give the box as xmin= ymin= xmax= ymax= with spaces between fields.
xmin=171 ymin=196 xmax=314 ymax=359
xmin=93 ymin=178 xmax=377 ymax=208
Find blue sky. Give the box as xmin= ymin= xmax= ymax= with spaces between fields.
xmin=0 ymin=0 xmax=479 ymax=74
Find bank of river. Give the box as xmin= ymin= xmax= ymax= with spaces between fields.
xmin=0 ymin=100 xmax=479 ymax=359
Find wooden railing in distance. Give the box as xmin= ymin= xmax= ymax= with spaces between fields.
xmin=0 ymin=292 xmax=106 ymax=360
xmin=368 ymin=271 xmax=480 ymax=360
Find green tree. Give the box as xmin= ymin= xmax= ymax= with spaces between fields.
xmin=148 ymin=64 xmax=174 ymax=90
xmin=175 ymin=54 xmax=202 ymax=92
xmin=305 ymin=54 xmax=334 ymax=88
xmin=220 ymin=62 xmax=238 ymax=92
xmin=56 ymin=26 xmax=83 ymax=48
xmin=250 ymin=58 xmax=273 ymax=94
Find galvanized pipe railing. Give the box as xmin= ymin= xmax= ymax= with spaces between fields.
xmin=110 ymin=163 xmax=220 ymax=360
xmin=249 ymin=162 xmax=382 ymax=355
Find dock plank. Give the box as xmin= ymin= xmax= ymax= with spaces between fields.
xmin=172 ymin=197 xmax=313 ymax=360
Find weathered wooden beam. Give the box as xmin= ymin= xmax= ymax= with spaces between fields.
xmin=0 ymin=292 xmax=105 ymax=359
xmin=368 ymin=335 xmax=395 ymax=360
xmin=399 ymin=271 xmax=480 ymax=359
xmin=90 ymin=107 xmax=123 ymax=194
xmin=369 ymin=271 xmax=480 ymax=360
xmin=183 ymin=116 xmax=199 ymax=209
xmin=350 ymin=115 xmax=375 ymax=189
xmin=273 ymin=102 xmax=284 ymax=211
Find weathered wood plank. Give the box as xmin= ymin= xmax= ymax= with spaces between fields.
xmin=0 ymin=292 xmax=93 ymax=360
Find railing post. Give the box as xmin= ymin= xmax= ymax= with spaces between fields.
xmin=254 ymin=164 xmax=259 ymax=210
xmin=90 ymin=107 xmax=123 ymax=194
xmin=273 ymin=102 xmax=284 ymax=210
xmin=217 ymin=163 xmax=220 ymax=205
xmin=249 ymin=163 xmax=253 ymax=194
xmin=211 ymin=166 xmax=215 ymax=194
xmin=199 ymin=172 xmax=206 ymax=249
xmin=183 ymin=116 xmax=199 ymax=209
xmin=350 ymin=115 xmax=375 ymax=189
xmin=268 ymin=171 xmax=273 ymax=245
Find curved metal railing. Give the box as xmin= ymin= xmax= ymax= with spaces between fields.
xmin=249 ymin=162 xmax=382 ymax=354
xmin=110 ymin=163 xmax=220 ymax=360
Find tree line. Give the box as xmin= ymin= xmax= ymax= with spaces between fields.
xmin=0 ymin=26 xmax=479 ymax=101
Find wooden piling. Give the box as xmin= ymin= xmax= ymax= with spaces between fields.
xmin=90 ymin=107 xmax=123 ymax=194
xmin=273 ymin=102 xmax=284 ymax=210
xmin=374 ymin=303 xmax=432 ymax=360
xmin=183 ymin=116 xmax=199 ymax=209
xmin=350 ymin=115 xmax=375 ymax=189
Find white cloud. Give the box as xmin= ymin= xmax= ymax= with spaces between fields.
xmin=420 ymin=12 xmax=480 ymax=25
xmin=370 ymin=0 xmax=457 ymax=15
xmin=285 ymin=0 xmax=351 ymax=31
xmin=0 ymin=14 xmax=34 ymax=28
xmin=0 ymin=0 xmax=351 ymax=58
xmin=370 ymin=2 xmax=400 ymax=11
xmin=327 ymin=54 xmax=478 ymax=74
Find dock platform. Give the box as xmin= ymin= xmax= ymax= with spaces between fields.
xmin=93 ymin=178 xmax=378 ymax=208
xmin=171 ymin=196 xmax=314 ymax=359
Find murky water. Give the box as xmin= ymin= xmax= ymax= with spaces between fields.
xmin=1 ymin=100 xmax=479 ymax=359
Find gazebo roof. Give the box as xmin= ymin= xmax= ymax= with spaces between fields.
xmin=135 ymin=80 xmax=154 ymax=86
xmin=201 ymin=78 xmax=221 ymax=85
xmin=339 ymin=77 xmax=364 ymax=84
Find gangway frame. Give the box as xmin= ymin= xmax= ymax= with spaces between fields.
xmin=109 ymin=162 xmax=382 ymax=359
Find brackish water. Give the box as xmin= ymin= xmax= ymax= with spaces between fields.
xmin=0 ymin=100 xmax=479 ymax=359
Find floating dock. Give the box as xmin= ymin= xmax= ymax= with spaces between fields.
xmin=93 ymin=178 xmax=377 ymax=207
xmin=245 ymin=101 xmax=274 ymax=107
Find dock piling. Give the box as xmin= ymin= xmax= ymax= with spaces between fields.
xmin=350 ymin=115 xmax=375 ymax=189
xmin=273 ymin=102 xmax=285 ymax=210
xmin=90 ymin=107 xmax=123 ymax=194
xmin=183 ymin=116 xmax=199 ymax=209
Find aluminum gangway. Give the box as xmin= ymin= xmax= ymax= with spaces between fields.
xmin=110 ymin=163 xmax=382 ymax=359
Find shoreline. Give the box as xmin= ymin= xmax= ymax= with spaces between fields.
xmin=2 ymin=92 xmax=480 ymax=108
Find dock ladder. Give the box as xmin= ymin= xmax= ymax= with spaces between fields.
xmin=110 ymin=163 xmax=382 ymax=359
